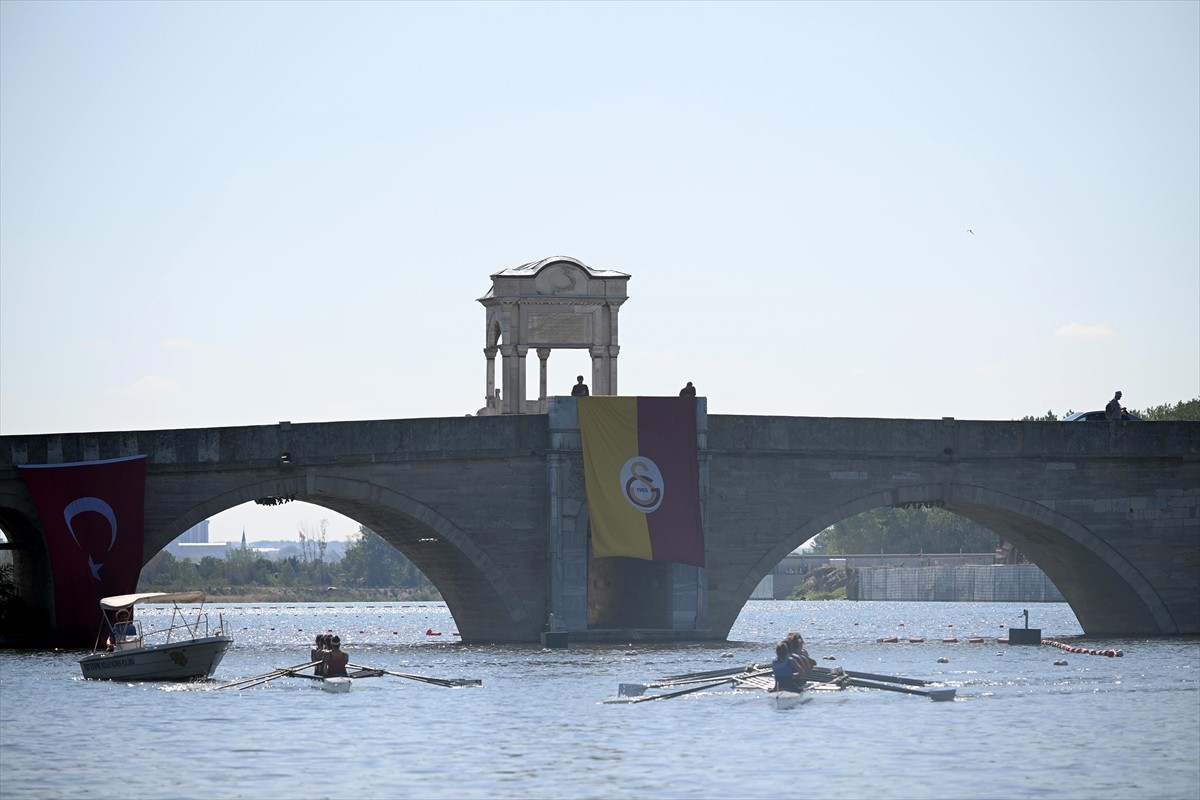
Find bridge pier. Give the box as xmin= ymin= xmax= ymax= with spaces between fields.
xmin=545 ymin=398 xmax=715 ymax=642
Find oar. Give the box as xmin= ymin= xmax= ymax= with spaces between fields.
xmin=605 ymin=678 xmax=735 ymax=704
xmin=348 ymin=667 xmax=385 ymax=679
xmin=813 ymin=673 xmax=955 ymax=701
xmin=812 ymin=666 xmax=928 ymax=687
xmin=623 ymin=666 xmax=769 ymax=696
xmin=215 ymin=669 xmax=286 ymax=690
xmin=215 ymin=660 xmax=321 ymax=690
xmin=656 ymin=665 xmax=760 ymax=682
xmin=348 ymin=663 xmax=481 ymax=688
xmin=235 ymin=660 xmax=323 ymax=691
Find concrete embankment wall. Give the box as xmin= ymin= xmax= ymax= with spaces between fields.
xmin=849 ymin=565 xmax=1065 ymax=603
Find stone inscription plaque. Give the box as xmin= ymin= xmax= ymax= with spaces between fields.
xmin=526 ymin=312 xmax=593 ymax=346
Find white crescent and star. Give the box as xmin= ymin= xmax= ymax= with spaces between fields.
xmin=62 ymin=497 xmax=118 ymax=581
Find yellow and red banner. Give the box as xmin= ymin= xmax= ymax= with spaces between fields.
xmin=579 ymin=397 xmax=704 ymax=567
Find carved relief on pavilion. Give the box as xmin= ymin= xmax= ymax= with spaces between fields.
xmin=533 ymin=262 xmax=587 ymax=296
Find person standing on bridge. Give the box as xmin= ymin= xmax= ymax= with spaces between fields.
xmin=679 ymin=381 xmax=696 ymax=398
xmin=571 ymin=376 xmax=590 ymax=397
xmin=1105 ymin=391 xmax=1126 ymax=421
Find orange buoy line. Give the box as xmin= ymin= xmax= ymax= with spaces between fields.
xmin=876 ymin=635 xmax=998 ymax=643
xmin=1042 ymin=639 xmax=1123 ymax=657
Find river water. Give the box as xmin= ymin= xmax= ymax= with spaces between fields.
xmin=0 ymin=600 xmax=1196 ymax=800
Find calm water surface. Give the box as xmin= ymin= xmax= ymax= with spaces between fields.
xmin=1 ymin=601 xmax=1196 ymax=800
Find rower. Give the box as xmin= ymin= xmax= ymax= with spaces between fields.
xmin=771 ymin=642 xmax=802 ymax=693
xmin=785 ymin=632 xmax=816 ymax=682
xmin=323 ymin=635 xmax=349 ymax=678
xmin=311 ymin=633 xmax=328 ymax=677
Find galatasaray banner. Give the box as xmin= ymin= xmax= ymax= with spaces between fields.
xmin=579 ymin=397 xmax=705 ymax=567
xmin=19 ymin=455 xmax=147 ymax=646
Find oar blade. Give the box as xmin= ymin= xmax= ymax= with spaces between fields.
xmin=927 ymin=687 xmax=957 ymax=702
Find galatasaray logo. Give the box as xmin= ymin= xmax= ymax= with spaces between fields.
xmin=621 ymin=457 xmax=664 ymax=513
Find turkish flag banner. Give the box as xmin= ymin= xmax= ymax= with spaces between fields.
xmin=19 ymin=455 xmax=147 ymax=646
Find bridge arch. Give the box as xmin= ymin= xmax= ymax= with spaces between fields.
xmin=157 ymin=473 xmax=534 ymax=642
xmin=0 ymin=489 xmax=53 ymax=638
xmin=734 ymin=483 xmax=1173 ymax=637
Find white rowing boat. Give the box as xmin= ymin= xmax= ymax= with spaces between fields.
xmin=79 ymin=592 xmax=232 ymax=682
xmin=321 ymin=677 xmax=352 ymax=693
xmin=767 ymin=688 xmax=809 ymax=709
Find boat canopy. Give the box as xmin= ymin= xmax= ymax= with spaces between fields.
xmin=99 ymin=591 xmax=208 ymax=611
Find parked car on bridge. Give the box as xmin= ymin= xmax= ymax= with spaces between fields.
xmin=1063 ymin=410 xmax=1141 ymax=422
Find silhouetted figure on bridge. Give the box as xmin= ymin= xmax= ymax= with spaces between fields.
xmin=1106 ymin=391 xmax=1127 ymax=421
xmin=571 ymin=376 xmax=589 ymax=397
xmin=679 ymin=381 xmax=696 ymax=397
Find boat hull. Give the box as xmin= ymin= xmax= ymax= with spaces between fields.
xmin=767 ymin=689 xmax=809 ymax=710
xmin=321 ymin=677 xmax=352 ymax=693
xmin=79 ymin=636 xmax=233 ymax=681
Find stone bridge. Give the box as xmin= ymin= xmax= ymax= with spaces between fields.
xmin=1 ymin=399 xmax=1197 ymax=643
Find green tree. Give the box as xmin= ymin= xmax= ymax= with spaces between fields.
xmin=1022 ymin=397 xmax=1199 ymax=422
xmin=1135 ymin=398 xmax=1200 ymax=421
xmin=339 ymin=526 xmax=435 ymax=592
xmin=138 ymin=550 xmax=197 ymax=591
xmin=808 ymin=507 xmax=997 ymax=555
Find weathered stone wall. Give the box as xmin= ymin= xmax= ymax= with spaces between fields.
xmin=850 ymin=565 xmax=1066 ymax=603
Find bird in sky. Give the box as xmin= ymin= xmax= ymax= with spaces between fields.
xmin=967 ymin=229 xmax=974 ymax=235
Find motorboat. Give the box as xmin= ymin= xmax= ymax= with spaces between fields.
xmin=79 ymin=591 xmax=233 ymax=681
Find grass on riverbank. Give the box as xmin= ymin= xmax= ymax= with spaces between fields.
xmin=784 ymin=587 xmax=847 ymax=600
xmin=147 ymin=585 xmax=443 ymax=604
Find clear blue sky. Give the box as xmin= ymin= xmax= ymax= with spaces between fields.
xmin=2 ymin=1 xmax=1197 ymax=540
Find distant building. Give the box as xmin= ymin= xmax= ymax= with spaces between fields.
xmin=176 ymin=520 xmax=209 ymax=544
xmin=165 ymin=521 xmax=228 ymax=561
xmin=169 ymin=542 xmax=233 ymax=561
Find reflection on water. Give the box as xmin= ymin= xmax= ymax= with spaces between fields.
xmin=0 ymin=601 xmax=1196 ymax=800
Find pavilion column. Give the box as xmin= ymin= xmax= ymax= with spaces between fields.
xmin=590 ymin=346 xmax=607 ymax=395
xmin=606 ymin=345 xmax=620 ymax=396
xmin=606 ymin=302 xmax=621 ymax=395
xmin=516 ymin=345 xmax=529 ymax=411
xmin=499 ymin=345 xmax=518 ymax=414
xmin=537 ymin=348 xmax=551 ymax=407
xmin=484 ymin=347 xmax=498 ymax=411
